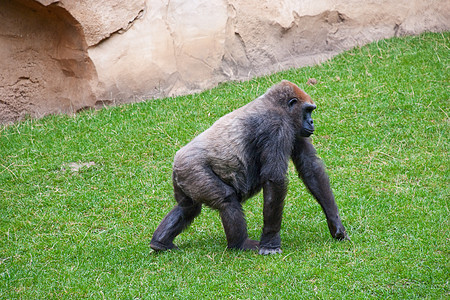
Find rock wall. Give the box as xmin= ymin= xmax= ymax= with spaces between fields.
xmin=1 ymin=0 xmax=449 ymax=123
xmin=0 ymin=0 xmax=97 ymax=123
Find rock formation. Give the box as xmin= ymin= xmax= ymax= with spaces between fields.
xmin=1 ymin=0 xmax=449 ymax=123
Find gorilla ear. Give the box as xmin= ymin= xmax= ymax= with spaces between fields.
xmin=288 ymin=98 xmax=298 ymax=107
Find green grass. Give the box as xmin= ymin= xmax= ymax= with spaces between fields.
xmin=1 ymin=32 xmax=449 ymax=298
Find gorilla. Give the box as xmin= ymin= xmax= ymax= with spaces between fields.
xmin=150 ymin=80 xmax=348 ymax=255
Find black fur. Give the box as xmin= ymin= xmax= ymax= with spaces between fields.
xmin=150 ymin=81 xmax=348 ymax=255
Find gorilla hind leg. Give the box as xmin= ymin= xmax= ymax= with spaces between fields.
xmin=218 ymin=196 xmax=259 ymax=251
xmin=184 ymin=167 xmax=258 ymax=251
xmin=150 ymin=184 xmax=202 ymax=251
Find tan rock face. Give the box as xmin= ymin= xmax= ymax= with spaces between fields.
xmin=1 ymin=0 xmax=449 ymax=123
xmin=0 ymin=0 xmax=98 ymax=123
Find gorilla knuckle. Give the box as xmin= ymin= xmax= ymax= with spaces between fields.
xmin=259 ymin=247 xmax=282 ymax=255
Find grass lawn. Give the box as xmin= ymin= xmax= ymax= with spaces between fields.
xmin=1 ymin=32 xmax=449 ymax=298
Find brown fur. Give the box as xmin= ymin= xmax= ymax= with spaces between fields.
xmin=286 ymin=81 xmax=315 ymax=105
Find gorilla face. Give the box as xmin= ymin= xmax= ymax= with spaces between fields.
xmin=282 ymin=83 xmax=316 ymax=138
xmin=299 ymin=103 xmax=316 ymax=137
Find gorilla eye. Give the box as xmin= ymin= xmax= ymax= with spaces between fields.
xmin=288 ymin=98 xmax=298 ymax=107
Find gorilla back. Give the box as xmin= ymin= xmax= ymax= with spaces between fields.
xmin=150 ymin=80 xmax=348 ymax=255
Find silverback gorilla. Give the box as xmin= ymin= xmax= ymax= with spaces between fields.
xmin=150 ymin=80 xmax=348 ymax=255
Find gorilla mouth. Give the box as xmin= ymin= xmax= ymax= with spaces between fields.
xmin=300 ymin=129 xmax=314 ymax=137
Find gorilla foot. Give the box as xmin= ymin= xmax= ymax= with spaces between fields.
xmin=228 ymin=239 xmax=259 ymax=251
xmin=259 ymin=247 xmax=282 ymax=255
xmin=150 ymin=241 xmax=179 ymax=252
xmin=241 ymin=239 xmax=259 ymax=251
